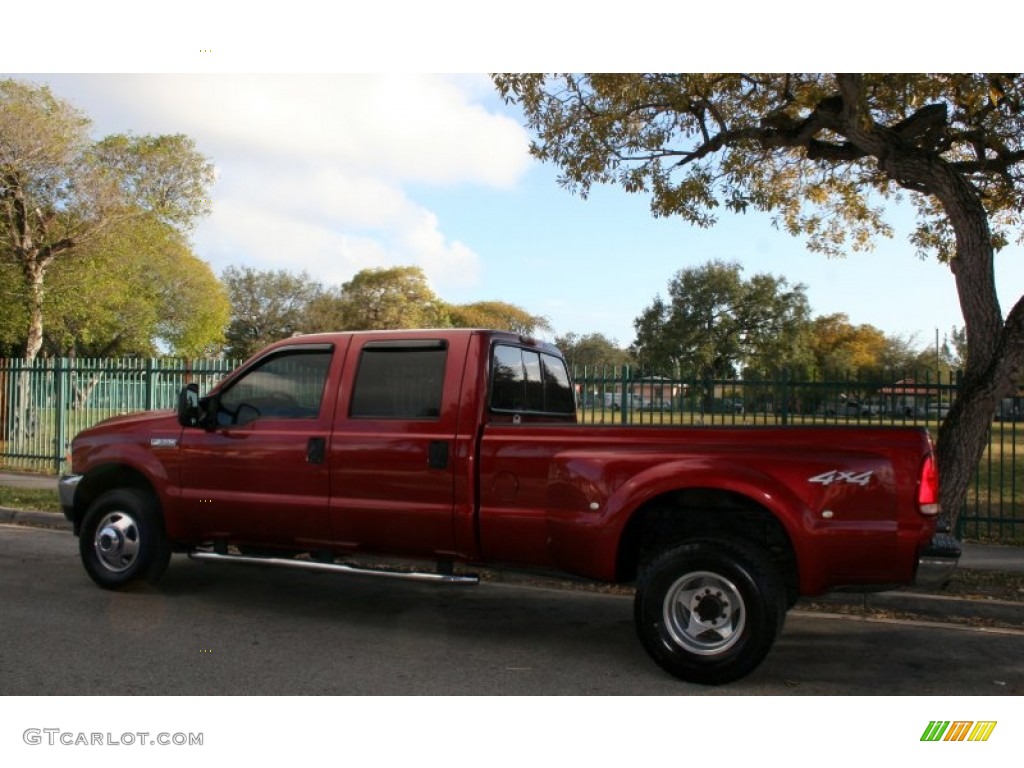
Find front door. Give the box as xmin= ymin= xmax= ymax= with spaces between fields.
xmin=176 ymin=343 xmax=341 ymax=550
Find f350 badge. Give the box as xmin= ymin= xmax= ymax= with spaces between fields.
xmin=808 ymin=469 xmax=873 ymax=487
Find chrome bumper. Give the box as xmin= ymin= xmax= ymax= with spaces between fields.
xmin=58 ymin=474 xmax=83 ymax=521
xmin=915 ymin=532 xmax=962 ymax=587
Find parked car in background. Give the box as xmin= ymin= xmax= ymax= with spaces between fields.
xmin=638 ymin=400 xmax=674 ymax=412
xmin=708 ymin=398 xmax=744 ymax=415
xmin=816 ymin=400 xmax=862 ymax=417
xmin=890 ymin=404 xmax=927 ymax=418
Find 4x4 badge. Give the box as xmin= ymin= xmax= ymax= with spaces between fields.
xmin=808 ymin=469 xmax=873 ymax=487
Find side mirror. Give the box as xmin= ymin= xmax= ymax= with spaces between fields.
xmin=177 ymin=383 xmax=202 ymax=427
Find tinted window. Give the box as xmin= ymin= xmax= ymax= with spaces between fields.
xmin=491 ymin=345 xmax=576 ymax=415
xmin=350 ymin=343 xmax=447 ymax=419
xmin=542 ymin=354 xmax=576 ymax=413
xmin=218 ymin=349 xmax=331 ymax=424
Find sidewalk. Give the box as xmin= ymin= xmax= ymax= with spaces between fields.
xmin=0 ymin=470 xmax=57 ymax=490
xmin=2 ymin=470 xmax=1022 ymax=625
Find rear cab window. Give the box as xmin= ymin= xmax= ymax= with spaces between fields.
xmin=490 ymin=343 xmax=576 ymax=423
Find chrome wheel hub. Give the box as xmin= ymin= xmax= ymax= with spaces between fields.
xmin=93 ymin=511 xmax=140 ymax=573
xmin=663 ymin=570 xmax=745 ymax=655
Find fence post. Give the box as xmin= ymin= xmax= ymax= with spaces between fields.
xmin=620 ymin=365 xmax=630 ymax=425
xmin=53 ymin=358 xmax=66 ymax=474
xmin=780 ymin=369 xmax=790 ymax=426
xmin=145 ymin=358 xmax=156 ymax=411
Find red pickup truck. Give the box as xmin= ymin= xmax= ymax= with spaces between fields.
xmin=60 ymin=329 xmax=958 ymax=684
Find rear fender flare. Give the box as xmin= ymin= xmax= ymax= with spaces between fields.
xmin=599 ymin=459 xmax=814 ymax=578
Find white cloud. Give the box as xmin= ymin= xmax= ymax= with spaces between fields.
xmin=79 ymin=74 xmax=528 ymax=187
xmin=202 ymin=187 xmax=480 ymax=291
xmin=33 ymin=73 xmax=529 ymax=292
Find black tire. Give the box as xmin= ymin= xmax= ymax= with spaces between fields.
xmin=634 ymin=538 xmax=786 ymax=685
xmin=79 ymin=488 xmax=172 ymax=590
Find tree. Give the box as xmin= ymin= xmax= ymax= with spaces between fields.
xmin=150 ymin=253 xmax=230 ymax=358
xmin=943 ymin=326 xmax=968 ymax=371
xmin=0 ymin=257 xmax=28 ymax=356
xmin=0 ymin=78 xmax=214 ymax=362
xmin=493 ymin=73 xmax=1024 ymax=529
xmin=554 ymin=331 xmax=634 ymax=370
xmin=23 ymin=216 xmax=228 ymax=358
xmin=632 ymin=260 xmax=811 ymax=378
xmin=809 ymin=313 xmax=891 ymax=374
xmin=222 ymin=266 xmax=324 ymax=359
xmin=315 ymin=266 xmax=449 ymax=332
xmin=882 ymin=333 xmax=932 ymax=373
xmin=447 ymin=300 xmax=552 ymax=336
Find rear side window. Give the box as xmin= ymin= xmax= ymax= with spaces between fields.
xmin=350 ymin=341 xmax=447 ymax=419
xmin=491 ymin=345 xmax=575 ymax=415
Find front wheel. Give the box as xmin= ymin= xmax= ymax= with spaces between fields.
xmin=634 ymin=539 xmax=785 ymax=685
xmin=79 ymin=488 xmax=171 ymax=590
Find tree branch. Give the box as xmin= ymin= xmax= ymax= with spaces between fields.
xmin=889 ymin=103 xmax=948 ymax=145
xmin=36 ymin=237 xmax=76 ymax=268
xmin=806 ymin=139 xmax=867 ymax=162
xmin=949 ymin=149 xmax=1024 ymax=174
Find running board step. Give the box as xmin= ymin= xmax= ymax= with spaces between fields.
xmin=188 ymin=550 xmax=479 ymax=585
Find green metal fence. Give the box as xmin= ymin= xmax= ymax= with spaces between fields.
xmin=1 ymin=357 xmax=1019 ymax=541
xmin=0 ymin=357 xmax=237 ymax=473
xmin=573 ymin=365 xmax=1020 ymax=542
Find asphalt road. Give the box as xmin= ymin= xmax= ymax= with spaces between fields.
xmin=2 ymin=524 xmax=1022 ymax=696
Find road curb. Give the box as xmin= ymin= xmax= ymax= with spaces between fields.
xmin=800 ymin=590 xmax=1024 ymax=627
xmin=0 ymin=507 xmax=71 ymax=531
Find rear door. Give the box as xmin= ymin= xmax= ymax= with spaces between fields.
xmin=327 ymin=334 xmax=469 ymax=556
xmin=479 ymin=343 xmax=577 ymax=565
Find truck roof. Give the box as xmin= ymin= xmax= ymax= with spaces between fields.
xmin=267 ymin=328 xmax=564 ymax=357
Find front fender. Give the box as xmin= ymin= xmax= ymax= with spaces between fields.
xmin=72 ymin=443 xmax=174 ymax=534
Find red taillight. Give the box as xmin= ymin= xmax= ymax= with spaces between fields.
xmin=918 ymin=454 xmax=940 ymax=516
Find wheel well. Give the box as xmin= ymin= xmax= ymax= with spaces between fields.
xmin=72 ymin=465 xmax=158 ymax=534
xmin=616 ymin=487 xmax=799 ymax=604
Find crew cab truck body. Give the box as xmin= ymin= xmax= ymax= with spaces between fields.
xmin=60 ymin=329 xmax=957 ymax=684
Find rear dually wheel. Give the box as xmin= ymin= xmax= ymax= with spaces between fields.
xmin=634 ymin=538 xmax=786 ymax=685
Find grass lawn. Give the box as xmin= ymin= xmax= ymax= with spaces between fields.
xmin=0 ymin=485 xmax=61 ymax=513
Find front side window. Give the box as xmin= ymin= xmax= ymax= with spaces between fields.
xmin=350 ymin=342 xmax=447 ymax=419
xmin=217 ymin=349 xmax=332 ymax=425
xmin=491 ymin=345 xmax=575 ymax=415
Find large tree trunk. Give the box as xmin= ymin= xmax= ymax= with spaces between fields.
xmin=828 ymin=75 xmax=1015 ymax=534
xmin=936 ymin=380 xmax=1001 ymax=532
xmin=7 ymin=262 xmax=46 ymax=445
xmin=22 ymin=260 xmax=45 ymax=363
xmin=933 ymin=178 xmax=1019 ymax=533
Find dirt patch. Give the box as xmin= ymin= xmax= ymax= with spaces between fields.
xmin=908 ymin=568 xmax=1024 ymax=603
